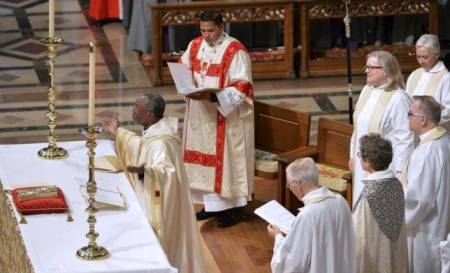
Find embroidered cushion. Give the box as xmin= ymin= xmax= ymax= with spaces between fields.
xmin=12 ymin=186 xmax=68 ymax=215
xmin=255 ymin=149 xmax=278 ymax=179
xmin=317 ymin=164 xmax=349 ymax=192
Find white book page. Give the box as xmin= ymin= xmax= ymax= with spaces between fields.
xmin=78 ymin=180 xmax=125 ymax=209
xmin=254 ymin=200 xmax=295 ymax=234
xmin=167 ymin=62 xmax=220 ymax=95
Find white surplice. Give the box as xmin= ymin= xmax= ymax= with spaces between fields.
xmin=406 ymin=61 xmax=450 ymax=129
xmin=271 ymin=187 xmax=356 ymax=273
xmin=405 ymin=127 xmax=450 ymax=273
xmin=180 ymin=32 xmax=254 ymax=212
xmin=115 ymin=117 xmax=206 ymax=273
xmin=351 ymin=86 xmax=416 ymax=205
xmin=440 ymin=233 xmax=450 ymax=273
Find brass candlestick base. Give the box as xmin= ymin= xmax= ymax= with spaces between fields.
xmin=38 ymin=36 xmax=68 ymax=160
xmin=76 ymin=126 xmax=110 ymax=261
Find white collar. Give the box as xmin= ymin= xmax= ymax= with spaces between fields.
xmin=371 ymin=83 xmax=387 ymax=90
xmin=206 ymin=32 xmax=227 ymax=48
xmin=142 ymin=116 xmax=179 ymax=140
xmin=363 ymin=169 xmax=394 ymax=181
xmin=300 ymin=187 xmax=335 ymax=208
xmin=425 ymin=61 xmax=446 ymax=73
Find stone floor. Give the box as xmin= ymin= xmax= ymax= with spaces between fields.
xmin=0 ymin=0 xmax=367 ymax=146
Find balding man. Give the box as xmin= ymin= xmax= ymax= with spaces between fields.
xmin=267 ymin=158 xmax=356 ymax=273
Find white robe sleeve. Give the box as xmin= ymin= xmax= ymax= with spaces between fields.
xmin=271 ymin=215 xmax=312 ymax=273
xmin=215 ymin=50 xmax=252 ymax=117
xmin=180 ymin=41 xmax=193 ymax=66
xmin=405 ymin=145 xmax=440 ymax=231
xmin=385 ymin=92 xmax=415 ymax=175
xmin=440 ymin=233 xmax=450 ymax=273
xmin=437 ymin=74 xmax=450 ymax=124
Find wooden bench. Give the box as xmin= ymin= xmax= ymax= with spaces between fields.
xmin=254 ymin=101 xmax=311 ymax=203
xmin=148 ymin=0 xmax=296 ymax=85
xmin=275 ymin=118 xmax=353 ymax=211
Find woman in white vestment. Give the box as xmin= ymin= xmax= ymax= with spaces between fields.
xmin=405 ymin=34 xmax=450 ymax=130
xmin=350 ymin=50 xmax=415 ymax=205
xmin=353 ymin=133 xmax=408 ymax=273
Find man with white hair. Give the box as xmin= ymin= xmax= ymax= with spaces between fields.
xmin=267 ymin=157 xmax=356 ymax=273
xmin=406 ymin=34 xmax=450 ymax=130
xmin=404 ymin=96 xmax=450 ymax=273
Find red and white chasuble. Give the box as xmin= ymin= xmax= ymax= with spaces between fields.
xmin=181 ymin=33 xmax=255 ymax=211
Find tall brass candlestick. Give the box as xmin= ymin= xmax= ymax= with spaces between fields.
xmin=38 ymin=36 xmax=68 ymax=160
xmin=76 ymin=126 xmax=110 ymax=261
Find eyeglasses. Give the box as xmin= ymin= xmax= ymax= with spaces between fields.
xmin=364 ymin=65 xmax=383 ymax=71
xmin=407 ymin=111 xmax=424 ymax=118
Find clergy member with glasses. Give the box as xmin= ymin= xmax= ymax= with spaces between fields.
xmin=349 ymin=50 xmax=416 ymax=206
xmin=403 ymin=96 xmax=450 ymax=273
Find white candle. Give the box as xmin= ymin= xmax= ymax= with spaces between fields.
xmin=48 ymin=0 xmax=55 ymax=38
xmin=88 ymin=42 xmax=96 ymax=127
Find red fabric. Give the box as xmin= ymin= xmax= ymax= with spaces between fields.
xmin=89 ymin=0 xmax=120 ymax=21
xmin=12 ymin=187 xmax=68 ymax=215
xmin=184 ymin=36 xmax=253 ymax=194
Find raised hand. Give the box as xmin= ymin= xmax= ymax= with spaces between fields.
xmin=102 ymin=113 xmax=119 ymax=135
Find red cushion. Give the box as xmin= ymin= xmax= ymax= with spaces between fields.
xmin=12 ymin=187 xmax=68 ymax=215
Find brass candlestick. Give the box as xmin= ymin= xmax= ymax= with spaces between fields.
xmin=76 ymin=126 xmax=110 ymax=260
xmin=38 ymin=36 xmax=68 ymax=160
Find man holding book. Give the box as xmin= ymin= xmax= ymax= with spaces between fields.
xmin=102 ymin=93 xmax=205 ymax=273
xmin=179 ymin=10 xmax=254 ymax=228
xmin=267 ymin=157 xmax=356 ymax=273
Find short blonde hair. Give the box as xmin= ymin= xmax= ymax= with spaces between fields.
xmin=286 ymin=157 xmax=318 ymax=186
xmin=366 ymin=51 xmax=404 ymax=91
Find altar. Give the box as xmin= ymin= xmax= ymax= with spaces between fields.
xmin=0 ymin=140 xmax=177 ymax=273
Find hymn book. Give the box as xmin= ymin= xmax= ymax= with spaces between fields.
xmin=167 ymin=62 xmax=220 ymax=95
xmin=95 ymin=155 xmax=123 ymax=173
xmin=254 ymin=200 xmax=295 ymax=234
xmin=80 ymin=183 xmax=127 ymax=211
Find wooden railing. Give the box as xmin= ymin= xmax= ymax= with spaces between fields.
xmin=148 ymin=0 xmax=438 ymax=85
xmin=149 ymin=0 xmax=296 ymax=85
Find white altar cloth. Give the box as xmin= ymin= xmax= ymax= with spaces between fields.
xmin=0 ymin=140 xmax=177 ymax=273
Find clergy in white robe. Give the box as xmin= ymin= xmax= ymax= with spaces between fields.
xmin=406 ymin=34 xmax=450 ymax=130
xmin=440 ymin=234 xmax=450 ymax=273
xmin=404 ymin=96 xmax=450 ymax=273
xmin=350 ymin=51 xmax=416 ymax=205
xmin=268 ymin=158 xmax=356 ymax=273
xmin=353 ymin=133 xmax=408 ymax=273
xmin=102 ymin=93 xmax=206 ymax=273
xmin=180 ymin=10 xmax=254 ymax=227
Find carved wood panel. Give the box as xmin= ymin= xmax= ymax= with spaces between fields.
xmin=308 ymin=0 xmax=431 ymax=19
xmin=160 ymin=7 xmax=286 ymax=26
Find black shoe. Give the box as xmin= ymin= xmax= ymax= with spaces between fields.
xmin=196 ymin=208 xmax=219 ymax=220
xmin=217 ymin=207 xmax=242 ymax=228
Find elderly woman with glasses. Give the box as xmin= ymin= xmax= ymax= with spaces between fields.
xmin=349 ymin=50 xmax=416 ymax=205
xmin=353 ymin=133 xmax=408 ymax=273
xmin=406 ymin=34 xmax=450 ymax=130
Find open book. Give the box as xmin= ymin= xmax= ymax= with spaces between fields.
xmin=95 ymin=155 xmax=123 ymax=173
xmin=80 ymin=183 xmax=127 ymax=211
xmin=167 ymin=62 xmax=220 ymax=95
xmin=254 ymin=200 xmax=295 ymax=234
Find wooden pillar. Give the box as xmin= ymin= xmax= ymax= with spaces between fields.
xmin=151 ymin=9 xmax=162 ymax=86
xmin=299 ymin=3 xmax=309 ymax=78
